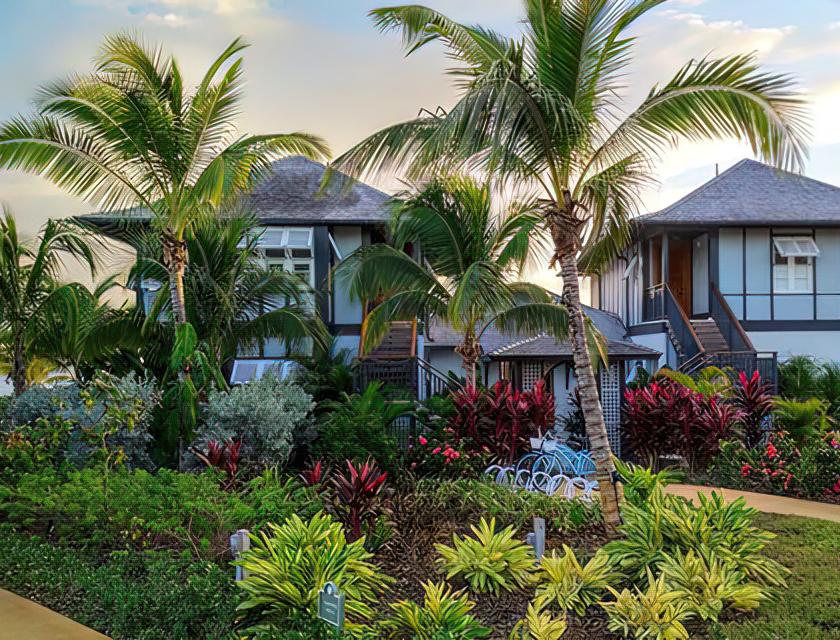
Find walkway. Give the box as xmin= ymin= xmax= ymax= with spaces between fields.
xmin=666 ymin=484 xmax=840 ymax=524
xmin=0 ymin=590 xmax=108 ymax=640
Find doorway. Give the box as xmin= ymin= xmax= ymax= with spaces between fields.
xmin=668 ymin=237 xmax=693 ymax=316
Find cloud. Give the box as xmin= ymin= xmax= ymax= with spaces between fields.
xmin=144 ymin=12 xmax=191 ymax=27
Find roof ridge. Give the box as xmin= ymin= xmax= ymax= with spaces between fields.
xmin=491 ymin=332 xmax=547 ymax=355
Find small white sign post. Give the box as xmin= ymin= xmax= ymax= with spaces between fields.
xmin=526 ymin=517 xmax=545 ymax=561
xmin=229 ymin=529 xmax=251 ymax=581
xmin=318 ymin=581 xmax=345 ymax=637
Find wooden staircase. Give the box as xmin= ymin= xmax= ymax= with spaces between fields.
xmin=362 ymin=320 xmax=417 ymax=359
xmin=690 ymin=318 xmax=729 ymax=353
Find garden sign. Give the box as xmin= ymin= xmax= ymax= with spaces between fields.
xmin=318 ymin=581 xmax=345 ymax=633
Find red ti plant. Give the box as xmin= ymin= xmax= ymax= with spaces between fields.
xmin=299 ymin=459 xmax=328 ymax=490
xmin=623 ymin=381 xmax=696 ymax=469
xmin=730 ymin=371 xmax=775 ymax=449
xmin=332 ymin=458 xmax=388 ymax=541
xmin=193 ymin=439 xmax=242 ymax=489
xmin=684 ymin=396 xmax=743 ymax=473
xmin=526 ymin=379 xmax=556 ymax=433
xmin=503 ymin=386 xmax=533 ymax=465
xmin=449 ymin=384 xmax=485 ymax=442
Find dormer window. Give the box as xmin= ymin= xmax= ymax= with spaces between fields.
xmin=255 ymin=226 xmax=315 ymax=308
xmin=773 ymin=235 xmax=818 ymax=294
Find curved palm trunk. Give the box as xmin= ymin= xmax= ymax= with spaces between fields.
xmin=455 ymin=329 xmax=481 ymax=388
xmin=557 ymin=245 xmax=623 ymax=529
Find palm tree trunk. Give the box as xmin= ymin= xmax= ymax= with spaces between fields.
xmin=162 ymin=233 xmax=189 ymax=325
xmin=557 ymin=249 xmax=623 ymax=529
xmin=11 ymin=339 xmax=27 ymax=397
xmin=456 ymin=330 xmax=481 ymax=388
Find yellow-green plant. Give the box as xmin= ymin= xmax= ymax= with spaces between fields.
xmin=659 ymin=549 xmax=767 ymax=621
xmin=509 ymin=601 xmax=567 ymax=640
xmin=235 ymin=512 xmax=390 ymax=631
xmin=382 ymin=581 xmax=490 ymax=639
xmin=601 ymin=570 xmax=693 ymax=640
xmin=436 ymin=517 xmax=537 ymax=594
xmin=534 ymin=545 xmax=618 ymax=615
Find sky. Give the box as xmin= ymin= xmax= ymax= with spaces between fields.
xmin=2 ymin=0 xmax=840 ymax=291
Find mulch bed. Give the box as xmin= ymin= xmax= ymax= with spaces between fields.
xmin=374 ymin=495 xmax=619 ymax=639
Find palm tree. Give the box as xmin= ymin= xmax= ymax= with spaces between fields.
xmin=0 ymin=208 xmax=99 ymax=395
xmin=130 ymin=215 xmax=330 ymax=372
xmin=0 ymin=33 xmax=329 ymax=329
xmin=332 ymin=1 xmax=809 ymax=527
xmin=336 ymin=175 xmax=587 ymax=388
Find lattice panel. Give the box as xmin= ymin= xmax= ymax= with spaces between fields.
xmin=521 ymin=361 xmax=544 ymax=390
xmin=600 ymin=363 xmax=622 ymax=457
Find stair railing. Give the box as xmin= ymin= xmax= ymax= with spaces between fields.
xmin=710 ymin=283 xmax=755 ymax=352
xmin=645 ymin=284 xmax=704 ymax=365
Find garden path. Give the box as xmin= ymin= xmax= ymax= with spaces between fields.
xmin=666 ymin=484 xmax=840 ymax=523
xmin=0 ymin=589 xmax=109 ymax=640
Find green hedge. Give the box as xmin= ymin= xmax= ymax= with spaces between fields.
xmin=0 ymin=530 xmax=238 ymax=640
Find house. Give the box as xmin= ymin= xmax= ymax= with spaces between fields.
xmin=83 ymin=156 xmax=394 ymax=382
xmin=591 ymin=158 xmax=840 ymax=384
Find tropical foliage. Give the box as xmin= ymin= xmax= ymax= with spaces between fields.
xmin=336 ymin=175 xmax=578 ymax=387
xmin=332 ymin=0 xmax=808 ymax=527
xmin=383 ymin=581 xmax=490 ymax=640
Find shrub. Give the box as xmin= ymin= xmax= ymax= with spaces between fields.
xmin=773 ymin=397 xmax=833 ymax=444
xmin=312 ymin=382 xmax=409 ymax=471
xmin=401 ymin=478 xmax=599 ymax=531
xmin=509 ymin=601 xmax=567 ymax=640
xmin=534 ymin=546 xmax=618 ymax=615
xmin=602 ymin=570 xmax=693 ymax=640
xmin=198 ymin=375 xmax=314 ymax=470
xmin=614 ymin=458 xmax=684 ymax=508
xmin=7 ymin=374 xmax=159 ymax=470
xmin=0 ymin=530 xmax=237 ymax=639
xmin=659 ymin=549 xmax=767 ymax=621
xmin=778 ymin=355 xmax=821 ymax=400
xmin=0 ymin=466 xmax=320 ymax=557
xmin=730 ymin=371 xmax=775 ymax=449
xmin=435 ymin=517 xmax=537 ymax=594
xmin=235 ymin=513 xmax=390 ymax=632
xmin=332 ymin=458 xmax=388 ymax=542
xmin=383 ymin=581 xmax=491 ymax=639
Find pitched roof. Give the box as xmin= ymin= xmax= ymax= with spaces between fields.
xmin=80 ymin=156 xmax=392 ymax=227
xmin=640 ymin=159 xmax=840 ymax=226
xmin=426 ymin=305 xmax=660 ymax=360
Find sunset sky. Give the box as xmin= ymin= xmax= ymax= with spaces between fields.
xmin=2 ymin=0 xmax=840 ymax=289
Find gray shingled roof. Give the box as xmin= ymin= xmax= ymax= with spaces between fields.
xmin=426 ymin=305 xmax=660 ymax=360
xmin=640 ymin=159 xmax=840 ymax=226
xmin=247 ymin=156 xmax=391 ymax=224
xmin=80 ymin=156 xmax=392 ymax=227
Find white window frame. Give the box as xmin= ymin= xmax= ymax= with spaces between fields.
xmin=773 ymin=236 xmax=817 ymax=294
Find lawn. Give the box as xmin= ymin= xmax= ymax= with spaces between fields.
xmin=721 ymin=513 xmax=840 ymax=639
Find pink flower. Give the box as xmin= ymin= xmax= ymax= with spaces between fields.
xmin=741 ymin=464 xmax=752 ymax=477
xmin=418 ymin=436 xmax=428 ymax=446
xmin=432 ymin=447 xmax=441 ymax=455
xmin=766 ymin=442 xmax=778 ymax=459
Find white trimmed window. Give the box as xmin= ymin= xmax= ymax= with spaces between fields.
xmin=773 ymin=236 xmax=819 ymax=294
xmin=256 ymin=227 xmax=315 ymax=308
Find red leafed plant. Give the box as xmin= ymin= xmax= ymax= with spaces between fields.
xmin=525 ymin=379 xmax=555 ymax=433
xmin=192 ymin=439 xmax=242 ymax=489
xmin=299 ymin=459 xmax=328 ymax=489
xmin=685 ymin=396 xmax=743 ymax=472
xmin=449 ymin=384 xmax=485 ymax=442
xmin=332 ymin=458 xmax=388 ymax=541
xmin=730 ymin=371 xmax=775 ymax=449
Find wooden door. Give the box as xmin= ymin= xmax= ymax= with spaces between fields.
xmin=668 ymin=238 xmax=693 ymax=316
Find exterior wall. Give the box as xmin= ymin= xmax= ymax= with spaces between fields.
xmin=627 ymin=330 xmax=675 ymax=369
xmin=598 ymin=259 xmax=625 ymax=322
xmin=692 ymin=233 xmax=709 ymax=315
xmin=426 ymin=348 xmax=466 ymax=380
xmin=332 ymin=334 xmax=361 ymax=358
xmin=331 ymin=226 xmax=364 ymax=326
xmin=551 ymin=363 xmax=578 ymax=419
xmin=594 ymin=246 xmax=643 ymax=325
xmin=747 ymin=330 xmax=840 ymax=361
xmin=718 ymin=226 xmax=840 ymax=322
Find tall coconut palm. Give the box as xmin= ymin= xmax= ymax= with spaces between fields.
xmin=332 ymin=1 xmax=809 ymax=526
xmin=0 ymin=209 xmax=99 ymax=395
xmin=129 ymin=215 xmax=330 ymax=372
xmin=0 ymin=33 xmax=329 ymax=329
xmin=336 ymin=175 xmax=598 ymax=388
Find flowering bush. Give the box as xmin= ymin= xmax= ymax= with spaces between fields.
xmin=403 ymin=433 xmax=487 ymax=479
xmin=712 ymin=431 xmax=840 ymax=501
